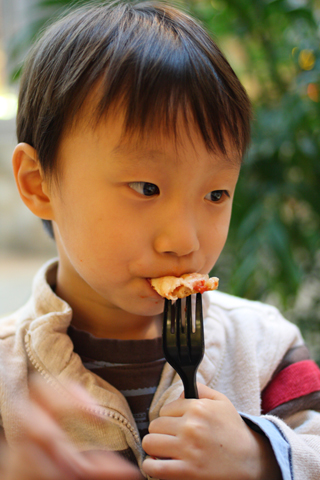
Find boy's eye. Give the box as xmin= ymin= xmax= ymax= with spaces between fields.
xmin=128 ymin=182 xmax=160 ymax=196
xmin=205 ymin=190 xmax=229 ymax=202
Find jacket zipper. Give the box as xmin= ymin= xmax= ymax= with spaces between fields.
xmin=25 ymin=334 xmax=144 ymax=466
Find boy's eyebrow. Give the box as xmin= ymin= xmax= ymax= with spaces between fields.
xmin=110 ymin=142 xmax=241 ymax=168
xmin=110 ymin=143 xmax=169 ymax=164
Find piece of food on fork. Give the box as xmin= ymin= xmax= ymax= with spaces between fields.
xmin=149 ymin=273 xmax=219 ymax=300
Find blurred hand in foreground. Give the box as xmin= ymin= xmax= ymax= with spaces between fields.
xmin=0 ymin=376 xmax=144 ymax=480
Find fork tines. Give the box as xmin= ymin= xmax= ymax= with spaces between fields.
xmin=163 ymin=293 xmax=204 ymax=399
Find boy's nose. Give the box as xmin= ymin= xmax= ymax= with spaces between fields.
xmin=153 ymin=211 xmax=200 ymax=258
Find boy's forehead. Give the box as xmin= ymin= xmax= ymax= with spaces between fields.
xmin=67 ymin=94 xmax=242 ymax=167
xmin=110 ymin=126 xmax=242 ymax=168
xmin=100 ymin=133 xmax=241 ymax=174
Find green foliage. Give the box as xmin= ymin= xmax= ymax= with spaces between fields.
xmin=9 ymin=0 xmax=320 ymax=360
xmin=190 ymin=0 xmax=320 ymax=360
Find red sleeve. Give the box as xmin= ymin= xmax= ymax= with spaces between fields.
xmin=261 ymin=359 xmax=320 ymax=415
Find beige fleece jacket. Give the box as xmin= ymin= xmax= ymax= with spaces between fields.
xmin=0 ymin=259 xmax=319 ymax=479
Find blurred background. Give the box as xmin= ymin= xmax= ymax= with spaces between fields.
xmin=0 ymin=0 xmax=319 ymax=360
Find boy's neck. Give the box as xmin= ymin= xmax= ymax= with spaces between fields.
xmin=69 ymin=306 xmax=163 ymax=340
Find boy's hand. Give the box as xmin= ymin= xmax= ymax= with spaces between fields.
xmin=0 ymin=376 xmax=143 ymax=480
xmin=142 ymin=384 xmax=281 ymax=480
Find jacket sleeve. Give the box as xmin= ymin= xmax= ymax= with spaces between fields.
xmin=240 ymin=413 xmax=292 ymax=479
xmin=259 ymin=345 xmax=320 ymax=479
xmin=264 ymin=410 xmax=320 ymax=480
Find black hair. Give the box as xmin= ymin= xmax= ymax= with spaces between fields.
xmin=16 ymin=1 xmax=252 ymax=238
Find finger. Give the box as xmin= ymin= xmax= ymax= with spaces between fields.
xmin=0 ymin=392 xmax=82 ymax=480
xmin=179 ymin=383 xmax=227 ymax=401
xmin=148 ymin=415 xmax=181 ymax=435
xmin=17 ymin=392 xmax=72 ymax=448
xmin=78 ymin=450 xmax=144 ymax=480
xmin=27 ymin=378 xmax=144 ymax=480
xmin=3 ymin=439 xmax=80 ymax=480
xmin=159 ymin=398 xmax=193 ymax=417
xmin=17 ymin=408 xmax=85 ymax=479
xmin=29 ymin=374 xmax=98 ymax=421
xmin=197 ymin=383 xmax=227 ymax=400
xmin=9 ymin=407 xmax=143 ymax=480
xmin=0 ymin=436 xmax=10 ymax=477
xmin=13 ymin=383 xmax=90 ymax=477
xmin=142 ymin=433 xmax=180 ymax=459
xmin=143 ymin=457 xmax=187 ymax=480
xmin=159 ymin=384 xmax=225 ymax=417
xmin=159 ymin=396 xmax=215 ymax=417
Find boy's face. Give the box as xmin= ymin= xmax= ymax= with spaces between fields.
xmin=48 ymin=107 xmax=241 ymax=337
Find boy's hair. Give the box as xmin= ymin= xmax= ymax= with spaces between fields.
xmin=16 ymin=0 xmax=252 ymax=238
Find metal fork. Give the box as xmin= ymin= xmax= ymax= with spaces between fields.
xmin=163 ymin=293 xmax=204 ymax=399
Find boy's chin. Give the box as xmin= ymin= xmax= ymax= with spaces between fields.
xmin=125 ymin=296 xmax=165 ymax=318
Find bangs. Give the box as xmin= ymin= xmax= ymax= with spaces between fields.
xmin=18 ymin=1 xmax=252 ymax=181
xmin=65 ymin=3 xmax=251 ymax=156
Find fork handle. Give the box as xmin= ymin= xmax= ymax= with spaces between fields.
xmin=184 ymin=383 xmax=198 ymax=399
xmin=181 ymin=369 xmax=199 ymax=399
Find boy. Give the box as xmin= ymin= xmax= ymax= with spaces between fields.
xmin=2 ymin=1 xmax=320 ymax=479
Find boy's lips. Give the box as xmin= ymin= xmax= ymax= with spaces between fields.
xmin=146 ymin=270 xmax=198 ymax=280
xmin=145 ymin=278 xmax=163 ymax=298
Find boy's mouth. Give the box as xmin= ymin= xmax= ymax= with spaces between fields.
xmin=146 ymin=273 xmax=219 ymax=300
xmin=145 ymin=278 xmax=162 ymax=297
xmin=146 ymin=270 xmax=195 ymax=281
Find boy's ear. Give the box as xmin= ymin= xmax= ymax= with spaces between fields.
xmin=12 ymin=143 xmax=54 ymax=220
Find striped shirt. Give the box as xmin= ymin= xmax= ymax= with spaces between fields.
xmin=68 ymin=325 xmax=166 ymax=439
